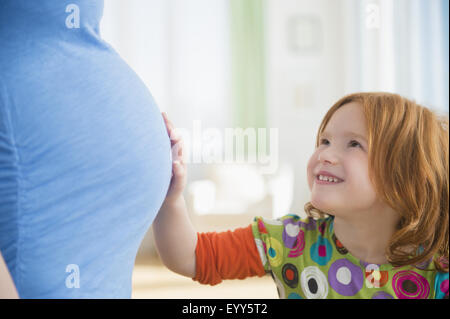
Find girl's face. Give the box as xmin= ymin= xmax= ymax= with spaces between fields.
xmin=307 ymin=102 xmax=378 ymax=216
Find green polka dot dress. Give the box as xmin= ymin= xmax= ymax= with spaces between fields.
xmin=251 ymin=214 xmax=448 ymax=299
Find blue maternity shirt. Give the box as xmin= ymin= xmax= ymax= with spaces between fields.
xmin=0 ymin=0 xmax=172 ymax=298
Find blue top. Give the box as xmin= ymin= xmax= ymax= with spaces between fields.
xmin=0 ymin=0 xmax=172 ymax=298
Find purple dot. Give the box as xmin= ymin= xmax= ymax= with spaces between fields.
xmin=372 ymin=291 xmax=394 ymax=299
xmin=328 ymin=259 xmax=364 ymax=296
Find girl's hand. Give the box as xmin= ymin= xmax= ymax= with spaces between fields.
xmin=162 ymin=112 xmax=187 ymax=203
xmin=154 ymin=113 xmax=196 ymax=278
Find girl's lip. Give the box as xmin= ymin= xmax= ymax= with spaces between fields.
xmin=315 ymin=175 xmax=344 ymax=185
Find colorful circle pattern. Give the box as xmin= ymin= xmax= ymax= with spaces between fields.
xmin=282 ymin=263 xmax=299 ymax=288
xmin=392 ymin=270 xmax=430 ymax=299
xmin=328 ymin=259 xmax=364 ymax=296
xmin=287 ymin=292 xmax=303 ymax=299
xmin=257 ymin=216 xmax=438 ymax=299
xmin=282 ymin=216 xmax=316 ymax=231
xmin=283 ymin=222 xmax=300 ymax=248
xmin=332 ymin=233 xmax=348 ymax=255
xmin=310 ymin=236 xmax=333 ymax=266
xmin=287 ymin=230 xmax=305 ymax=258
xmin=371 ymin=291 xmax=394 ymax=299
xmin=300 ymin=266 xmax=328 ymax=299
xmin=267 ymin=237 xmax=283 ymax=267
xmin=434 ymin=272 xmax=449 ymax=299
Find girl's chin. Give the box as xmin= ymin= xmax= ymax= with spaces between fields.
xmin=310 ymin=198 xmax=338 ymax=214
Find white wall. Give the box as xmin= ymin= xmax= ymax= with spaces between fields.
xmin=265 ymin=0 xmax=345 ymax=215
xmin=266 ymin=0 xmax=449 ymax=215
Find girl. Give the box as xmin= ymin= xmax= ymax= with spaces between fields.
xmin=153 ymin=92 xmax=449 ymax=299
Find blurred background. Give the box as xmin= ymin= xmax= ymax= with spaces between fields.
xmin=99 ymin=0 xmax=449 ymax=298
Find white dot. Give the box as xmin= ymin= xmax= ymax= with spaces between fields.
xmin=336 ymin=267 xmax=352 ymax=285
xmin=285 ymin=223 xmax=300 ymax=237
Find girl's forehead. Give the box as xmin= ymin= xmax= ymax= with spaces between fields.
xmin=323 ymin=102 xmax=367 ymax=138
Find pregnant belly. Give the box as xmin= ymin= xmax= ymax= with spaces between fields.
xmin=5 ymin=48 xmax=172 ymax=298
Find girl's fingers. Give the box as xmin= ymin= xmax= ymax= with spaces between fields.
xmin=162 ymin=112 xmax=182 ymax=146
xmin=171 ymin=140 xmax=184 ymax=162
xmin=162 ymin=112 xmax=171 ymax=125
xmin=168 ymin=157 xmax=187 ymax=198
xmin=162 ymin=113 xmax=188 ymax=198
xmin=163 ymin=114 xmax=175 ymax=133
xmin=170 ymin=130 xmax=181 ymax=143
xmin=161 ymin=112 xmax=170 ymax=129
xmin=162 ymin=112 xmax=185 ymax=162
xmin=174 ymin=160 xmax=186 ymax=180
xmin=171 ymin=160 xmax=186 ymax=190
xmin=162 ymin=112 xmax=175 ymax=135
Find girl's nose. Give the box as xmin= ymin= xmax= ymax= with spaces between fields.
xmin=318 ymin=148 xmax=339 ymax=165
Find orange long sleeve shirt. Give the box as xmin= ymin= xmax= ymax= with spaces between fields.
xmin=192 ymin=225 xmax=266 ymax=285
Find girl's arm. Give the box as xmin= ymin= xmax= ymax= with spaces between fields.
xmin=152 ymin=112 xmax=197 ymax=278
xmin=153 ymin=112 xmax=266 ymax=283
xmin=0 ymin=251 xmax=19 ymax=298
xmin=153 ymin=196 xmax=197 ymax=278
xmin=194 ymin=225 xmax=266 ymax=285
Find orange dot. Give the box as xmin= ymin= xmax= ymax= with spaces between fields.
xmin=286 ymin=269 xmax=294 ymax=281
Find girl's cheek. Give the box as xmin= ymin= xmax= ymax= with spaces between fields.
xmin=306 ymin=152 xmax=318 ymax=189
xmin=308 ymin=149 xmax=319 ymax=168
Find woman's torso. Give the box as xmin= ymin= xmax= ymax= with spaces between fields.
xmin=0 ymin=0 xmax=171 ymax=298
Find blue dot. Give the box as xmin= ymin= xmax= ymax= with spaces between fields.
xmin=310 ymin=235 xmax=333 ymax=266
xmin=288 ymin=292 xmax=303 ymax=299
xmin=268 ymin=247 xmax=276 ymax=258
xmin=434 ymin=272 xmax=449 ymax=299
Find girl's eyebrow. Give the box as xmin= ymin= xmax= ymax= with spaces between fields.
xmin=320 ymin=131 xmax=367 ymax=142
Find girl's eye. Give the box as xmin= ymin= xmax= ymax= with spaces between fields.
xmin=320 ymin=138 xmax=362 ymax=148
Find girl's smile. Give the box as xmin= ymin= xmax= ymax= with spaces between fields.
xmin=315 ymin=170 xmax=345 ymax=185
xmin=315 ymin=176 xmax=344 ymax=185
